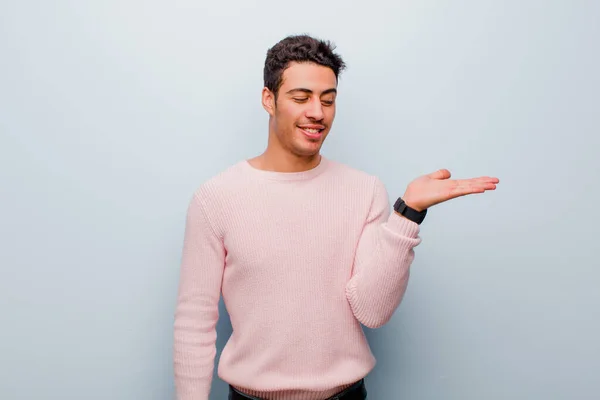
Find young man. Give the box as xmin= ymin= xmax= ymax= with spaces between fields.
xmin=173 ymin=35 xmax=499 ymax=400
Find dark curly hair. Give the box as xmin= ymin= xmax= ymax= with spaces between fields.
xmin=264 ymin=34 xmax=346 ymax=100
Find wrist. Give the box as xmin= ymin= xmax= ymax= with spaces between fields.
xmin=401 ymin=196 xmax=425 ymax=212
xmin=394 ymin=197 xmax=428 ymax=225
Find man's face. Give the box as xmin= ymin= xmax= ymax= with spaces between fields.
xmin=263 ymin=62 xmax=338 ymax=157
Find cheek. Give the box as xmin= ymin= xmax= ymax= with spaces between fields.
xmin=276 ymin=104 xmax=296 ymax=119
xmin=324 ymin=106 xmax=335 ymax=124
xmin=279 ymin=107 xmax=305 ymax=127
xmin=274 ymin=108 xmax=300 ymax=139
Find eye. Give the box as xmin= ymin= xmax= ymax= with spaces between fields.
xmin=321 ymin=100 xmax=335 ymax=106
xmin=293 ymin=97 xmax=309 ymax=103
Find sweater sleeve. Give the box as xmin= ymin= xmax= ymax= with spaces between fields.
xmin=345 ymin=177 xmax=422 ymax=328
xmin=173 ymin=193 xmax=225 ymax=400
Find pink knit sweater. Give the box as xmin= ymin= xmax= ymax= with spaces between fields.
xmin=173 ymin=156 xmax=422 ymax=400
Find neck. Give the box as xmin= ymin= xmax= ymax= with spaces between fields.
xmin=249 ymin=148 xmax=321 ymax=173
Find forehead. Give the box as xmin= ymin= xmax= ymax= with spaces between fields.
xmin=280 ymin=62 xmax=337 ymax=92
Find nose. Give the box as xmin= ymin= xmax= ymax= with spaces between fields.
xmin=305 ymin=98 xmax=324 ymax=121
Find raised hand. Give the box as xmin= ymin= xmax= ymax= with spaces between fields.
xmin=402 ymin=169 xmax=499 ymax=212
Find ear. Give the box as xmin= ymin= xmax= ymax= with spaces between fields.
xmin=262 ymin=87 xmax=276 ymax=116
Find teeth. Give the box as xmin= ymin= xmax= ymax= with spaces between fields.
xmin=303 ymin=128 xmax=320 ymax=134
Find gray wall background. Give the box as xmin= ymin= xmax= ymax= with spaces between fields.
xmin=1 ymin=1 xmax=598 ymax=399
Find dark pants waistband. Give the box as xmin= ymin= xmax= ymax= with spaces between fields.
xmin=228 ymin=379 xmax=367 ymax=400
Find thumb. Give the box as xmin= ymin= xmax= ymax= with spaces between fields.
xmin=428 ymin=169 xmax=451 ymax=180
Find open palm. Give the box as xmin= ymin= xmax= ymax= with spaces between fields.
xmin=403 ymin=169 xmax=499 ymax=211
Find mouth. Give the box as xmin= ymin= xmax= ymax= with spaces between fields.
xmin=298 ymin=126 xmax=325 ymax=140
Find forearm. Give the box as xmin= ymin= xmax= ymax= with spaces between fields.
xmin=346 ymin=210 xmax=421 ymax=328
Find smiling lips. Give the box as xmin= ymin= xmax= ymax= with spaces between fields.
xmin=298 ymin=125 xmax=325 ymax=139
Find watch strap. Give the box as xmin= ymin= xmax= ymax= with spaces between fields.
xmin=393 ymin=197 xmax=427 ymax=225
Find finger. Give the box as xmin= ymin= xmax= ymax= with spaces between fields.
xmin=428 ymin=169 xmax=451 ymax=180
xmin=467 ymin=176 xmax=500 ymax=184
xmin=456 ymin=179 xmax=498 ymax=187
xmin=448 ymin=183 xmax=496 ymax=197
xmin=469 ymin=181 xmax=497 ymax=190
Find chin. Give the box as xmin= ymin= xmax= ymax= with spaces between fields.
xmin=297 ymin=139 xmax=324 ymax=155
xmin=291 ymin=144 xmax=322 ymax=157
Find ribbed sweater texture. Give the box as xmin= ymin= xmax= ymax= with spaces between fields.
xmin=173 ymin=156 xmax=422 ymax=400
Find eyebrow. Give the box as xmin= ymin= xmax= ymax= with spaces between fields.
xmin=286 ymin=88 xmax=337 ymax=96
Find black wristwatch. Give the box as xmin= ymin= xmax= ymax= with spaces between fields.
xmin=393 ymin=197 xmax=427 ymax=225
